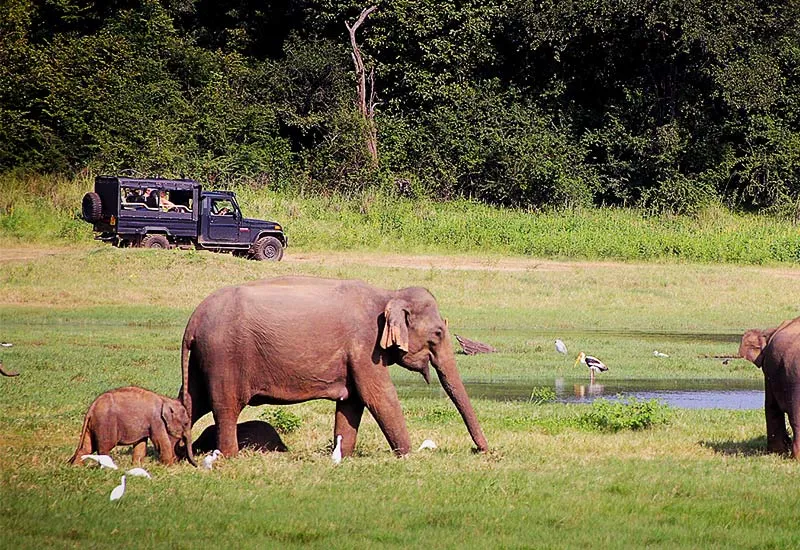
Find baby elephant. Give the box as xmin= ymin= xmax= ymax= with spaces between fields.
xmin=69 ymin=386 xmax=196 ymax=466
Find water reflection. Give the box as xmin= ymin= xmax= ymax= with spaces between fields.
xmin=396 ymin=377 xmax=764 ymax=410
xmin=573 ymin=381 xmax=604 ymax=398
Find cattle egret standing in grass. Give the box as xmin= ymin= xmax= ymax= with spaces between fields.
xmin=575 ymin=352 xmax=609 ymax=382
xmin=125 ymin=467 xmax=151 ymax=479
xmin=202 ymin=450 xmax=221 ymax=470
xmin=418 ymin=439 xmax=437 ymax=451
xmin=555 ymin=339 xmax=568 ymax=356
xmin=110 ymin=475 xmax=126 ymax=501
xmin=331 ymin=435 xmax=343 ymax=465
xmin=81 ymin=454 xmax=118 ymax=470
xmin=653 ymin=350 xmax=669 ymax=358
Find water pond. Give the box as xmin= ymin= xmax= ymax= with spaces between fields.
xmin=396 ymin=377 xmax=764 ymax=410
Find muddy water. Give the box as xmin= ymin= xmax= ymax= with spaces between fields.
xmin=396 ymin=378 xmax=764 ymax=409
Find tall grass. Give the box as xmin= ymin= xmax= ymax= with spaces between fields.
xmin=3 ymin=172 xmax=800 ymax=263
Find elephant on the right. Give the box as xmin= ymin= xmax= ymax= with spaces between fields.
xmin=739 ymin=317 xmax=800 ymax=457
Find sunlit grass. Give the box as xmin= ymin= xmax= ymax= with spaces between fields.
xmin=3 ymin=237 xmax=800 ymax=546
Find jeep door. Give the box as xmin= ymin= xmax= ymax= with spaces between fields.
xmin=205 ymin=197 xmax=241 ymax=242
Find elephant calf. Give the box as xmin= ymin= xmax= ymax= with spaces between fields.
xmin=69 ymin=386 xmax=196 ymax=466
xmin=740 ymin=317 xmax=800 ymax=458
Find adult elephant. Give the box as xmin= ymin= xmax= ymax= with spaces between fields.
xmin=179 ymin=276 xmax=488 ymax=458
xmin=739 ymin=317 xmax=800 ymax=457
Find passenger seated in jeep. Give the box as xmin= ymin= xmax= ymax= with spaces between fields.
xmin=159 ymin=190 xmax=177 ymax=211
xmin=145 ymin=189 xmax=160 ymax=208
xmin=125 ymin=189 xmax=146 ymax=203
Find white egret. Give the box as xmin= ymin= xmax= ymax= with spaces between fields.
xmin=653 ymin=351 xmax=669 ymax=358
xmin=555 ymin=339 xmax=568 ymax=356
xmin=417 ymin=439 xmax=437 ymax=451
xmin=331 ymin=435 xmax=343 ymax=465
xmin=110 ymin=475 xmax=126 ymax=501
xmin=125 ymin=467 xmax=152 ymax=479
xmin=575 ymin=352 xmax=609 ymax=382
xmin=202 ymin=449 xmax=221 ymax=470
xmin=0 ymin=342 xmax=12 ymax=347
xmin=81 ymin=454 xmax=118 ymax=470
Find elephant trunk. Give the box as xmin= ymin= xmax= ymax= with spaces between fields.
xmin=432 ymin=333 xmax=489 ymax=452
xmin=184 ymin=432 xmax=197 ymax=467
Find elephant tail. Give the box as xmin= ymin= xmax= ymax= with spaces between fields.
xmin=180 ymin=318 xmax=196 ymax=424
xmin=68 ymin=404 xmax=94 ymax=465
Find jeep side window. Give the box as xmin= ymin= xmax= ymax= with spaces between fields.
xmin=123 ymin=187 xmax=145 ymax=204
xmin=211 ymin=199 xmax=233 ymax=216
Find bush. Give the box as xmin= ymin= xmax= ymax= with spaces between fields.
xmin=260 ymin=408 xmax=303 ymax=434
xmin=529 ymin=386 xmax=557 ymax=404
xmin=577 ymin=397 xmax=670 ymax=432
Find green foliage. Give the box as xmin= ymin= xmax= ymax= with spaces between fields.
xmin=260 ymin=408 xmax=303 ymax=434
xmin=529 ymin=386 xmax=556 ymax=404
xmin=1 ymin=0 xmax=800 ymax=211
xmin=578 ymin=397 xmax=671 ymax=432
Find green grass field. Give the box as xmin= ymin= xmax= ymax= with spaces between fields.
xmin=2 ymin=245 xmax=800 ymax=548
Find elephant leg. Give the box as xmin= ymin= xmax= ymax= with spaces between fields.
xmin=213 ymin=405 xmax=243 ymax=457
xmin=335 ymin=398 xmax=365 ymax=457
xmin=131 ymin=440 xmax=148 ymax=465
xmin=151 ymin=430 xmax=177 ymax=465
xmin=788 ymin=386 xmax=800 ymax=460
xmin=765 ymin=382 xmax=790 ymax=454
xmin=352 ymin=368 xmax=411 ymax=456
xmin=789 ymin=414 xmax=800 ymax=460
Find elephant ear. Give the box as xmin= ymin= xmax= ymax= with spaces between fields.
xmin=161 ymin=400 xmax=184 ymax=438
xmin=739 ymin=328 xmax=772 ymax=367
xmin=380 ymin=299 xmax=410 ymax=352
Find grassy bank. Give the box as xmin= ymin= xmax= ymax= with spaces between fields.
xmin=2 ymin=245 xmax=799 ymax=547
xmin=2 ymin=172 xmax=800 ymax=264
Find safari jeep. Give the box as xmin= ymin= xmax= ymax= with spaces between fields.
xmin=81 ymin=176 xmax=287 ymax=260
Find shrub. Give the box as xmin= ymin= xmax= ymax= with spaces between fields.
xmin=577 ymin=397 xmax=670 ymax=432
xmin=260 ymin=408 xmax=303 ymax=434
xmin=529 ymin=386 xmax=557 ymax=404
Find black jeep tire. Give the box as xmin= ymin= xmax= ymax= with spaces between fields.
xmin=251 ymin=236 xmax=283 ymax=261
xmin=82 ymin=192 xmax=102 ymax=222
xmin=141 ymin=234 xmax=170 ymax=249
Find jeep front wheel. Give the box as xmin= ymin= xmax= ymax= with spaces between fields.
xmin=251 ymin=236 xmax=283 ymax=261
xmin=141 ymin=234 xmax=170 ymax=249
xmin=82 ymin=192 xmax=102 ymax=222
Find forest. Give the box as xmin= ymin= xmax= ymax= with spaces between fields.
xmin=1 ymin=0 xmax=799 ymax=214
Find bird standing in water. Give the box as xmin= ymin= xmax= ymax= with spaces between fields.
xmin=575 ymin=352 xmax=609 ymax=381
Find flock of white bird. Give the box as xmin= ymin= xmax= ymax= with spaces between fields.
xmin=81 ymin=451 xmax=218 ymax=501
xmin=86 ymin=434 xmax=439 ymax=500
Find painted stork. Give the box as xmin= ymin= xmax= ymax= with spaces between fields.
xmin=575 ymin=352 xmax=609 ymax=381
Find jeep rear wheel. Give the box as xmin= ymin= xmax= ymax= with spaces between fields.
xmin=141 ymin=234 xmax=170 ymax=249
xmin=82 ymin=192 xmax=102 ymax=222
xmin=251 ymin=236 xmax=283 ymax=261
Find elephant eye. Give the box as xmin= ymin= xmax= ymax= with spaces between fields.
xmin=433 ymin=329 xmax=443 ymax=340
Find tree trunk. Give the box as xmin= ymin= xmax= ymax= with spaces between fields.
xmin=346 ymin=6 xmax=378 ymax=167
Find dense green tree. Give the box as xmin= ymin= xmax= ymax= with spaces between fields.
xmin=0 ymin=0 xmax=798 ymax=211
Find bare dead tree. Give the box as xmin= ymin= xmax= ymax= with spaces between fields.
xmin=345 ymin=5 xmax=378 ymax=167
